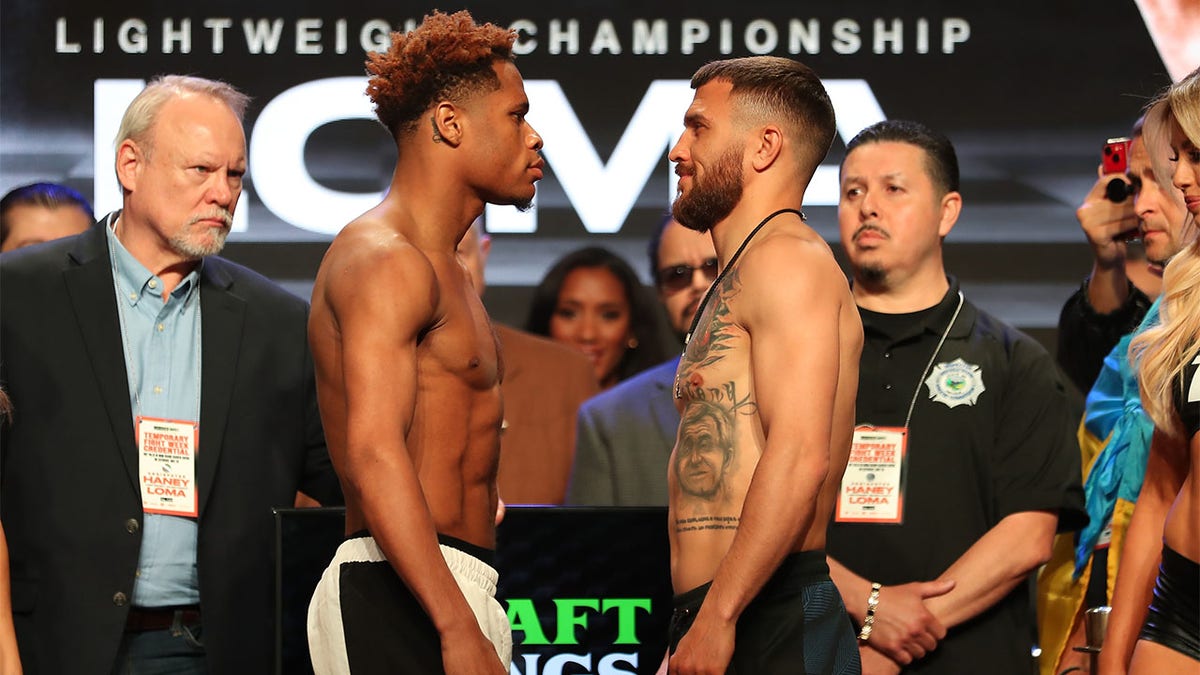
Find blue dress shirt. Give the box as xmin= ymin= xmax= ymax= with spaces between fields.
xmin=106 ymin=218 xmax=202 ymax=606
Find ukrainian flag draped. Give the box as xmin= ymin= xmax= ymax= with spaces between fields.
xmin=1037 ymin=299 xmax=1159 ymax=675
xmin=1072 ymin=300 xmax=1159 ymax=575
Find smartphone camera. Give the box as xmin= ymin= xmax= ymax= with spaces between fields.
xmin=1103 ymin=137 xmax=1133 ymax=203
xmin=1105 ymin=179 xmax=1132 ymax=202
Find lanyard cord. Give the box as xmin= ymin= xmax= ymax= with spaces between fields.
xmin=902 ymin=291 xmax=964 ymax=428
xmin=684 ymin=208 xmax=805 ymax=345
xmin=107 ymin=218 xmax=202 ymax=420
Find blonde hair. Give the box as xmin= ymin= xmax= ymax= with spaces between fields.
xmin=1132 ymin=66 xmax=1200 ymax=437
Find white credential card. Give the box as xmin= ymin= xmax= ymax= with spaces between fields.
xmin=835 ymin=426 xmax=906 ymax=524
xmin=137 ymin=416 xmax=199 ymax=518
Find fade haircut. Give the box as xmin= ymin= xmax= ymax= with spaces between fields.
xmin=115 ymin=75 xmax=250 ymax=158
xmin=843 ymin=120 xmax=961 ymax=196
xmin=691 ymin=56 xmax=836 ymax=180
xmin=366 ymin=10 xmax=517 ymax=140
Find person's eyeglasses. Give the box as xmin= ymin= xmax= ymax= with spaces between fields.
xmin=657 ymin=257 xmax=718 ymax=293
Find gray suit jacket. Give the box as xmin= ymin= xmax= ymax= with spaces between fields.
xmin=566 ymin=356 xmax=681 ymax=506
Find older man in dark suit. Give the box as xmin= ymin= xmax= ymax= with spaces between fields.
xmin=566 ymin=216 xmax=716 ymax=506
xmin=0 ymin=75 xmax=340 ymax=674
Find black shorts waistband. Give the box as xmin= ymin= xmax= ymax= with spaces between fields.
xmin=1160 ymin=542 xmax=1199 ymax=575
xmin=347 ymin=529 xmax=495 ymax=567
xmin=673 ymin=550 xmax=829 ymax=609
xmin=1138 ymin=542 xmax=1200 ymax=660
xmin=673 ymin=581 xmax=712 ymax=610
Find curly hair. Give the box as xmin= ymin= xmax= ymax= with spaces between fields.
xmin=366 ymin=10 xmax=516 ymax=139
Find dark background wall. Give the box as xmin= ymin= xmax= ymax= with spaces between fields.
xmin=1 ymin=1 xmax=1178 ymax=357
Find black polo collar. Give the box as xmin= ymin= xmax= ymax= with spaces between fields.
xmin=858 ymin=277 xmax=975 ymax=344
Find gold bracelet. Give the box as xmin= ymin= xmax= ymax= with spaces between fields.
xmin=858 ymin=582 xmax=882 ymax=641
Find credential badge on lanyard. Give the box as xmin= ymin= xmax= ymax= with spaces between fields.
xmin=136 ymin=416 xmax=199 ymax=518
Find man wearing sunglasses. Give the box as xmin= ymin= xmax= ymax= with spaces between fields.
xmin=565 ymin=215 xmax=716 ymax=506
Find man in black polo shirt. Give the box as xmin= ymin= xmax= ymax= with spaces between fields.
xmin=826 ymin=120 xmax=1085 ymax=675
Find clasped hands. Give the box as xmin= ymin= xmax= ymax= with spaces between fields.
xmin=860 ymin=579 xmax=956 ymax=674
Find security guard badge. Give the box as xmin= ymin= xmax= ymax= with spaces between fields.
xmin=924 ymin=358 xmax=985 ymax=408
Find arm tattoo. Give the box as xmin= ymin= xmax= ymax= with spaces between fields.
xmin=675 ymin=515 xmax=740 ymax=533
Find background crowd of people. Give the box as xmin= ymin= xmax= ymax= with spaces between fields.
xmin=0 ymin=12 xmax=1197 ymax=675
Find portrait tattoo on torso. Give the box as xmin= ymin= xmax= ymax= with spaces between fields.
xmin=674 ymin=268 xmax=759 ymax=531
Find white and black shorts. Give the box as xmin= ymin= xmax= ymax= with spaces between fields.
xmin=307 ymin=531 xmax=512 ymax=674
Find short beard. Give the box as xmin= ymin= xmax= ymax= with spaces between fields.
xmin=857 ymin=264 xmax=887 ymax=287
xmin=492 ymin=189 xmax=535 ymax=213
xmin=171 ymin=211 xmax=232 ymax=259
xmin=672 ymin=146 xmax=744 ymax=233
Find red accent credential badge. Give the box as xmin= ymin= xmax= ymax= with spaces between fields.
xmin=136 ymin=416 xmax=198 ymax=517
xmin=835 ymin=426 xmax=906 ymax=524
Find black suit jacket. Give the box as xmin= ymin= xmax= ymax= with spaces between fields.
xmin=0 ymin=220 xmax=341 ymax=674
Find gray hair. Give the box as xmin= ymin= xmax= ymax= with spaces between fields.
xmin=114 ymin=75 xmax=250 ymax=156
